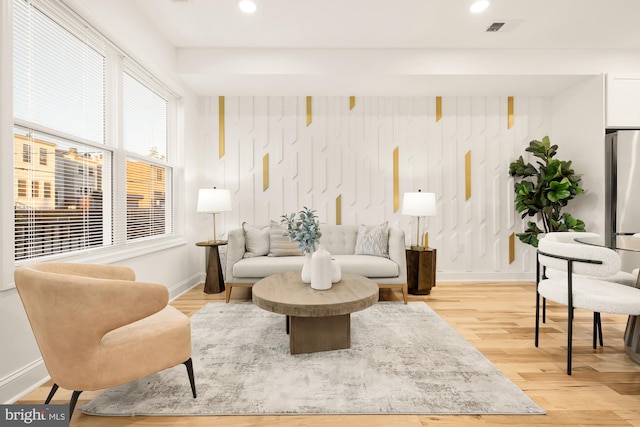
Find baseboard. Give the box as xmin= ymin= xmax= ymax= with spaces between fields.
xmin=169 ymin=273 xmax=203 ymax=300
xmin=0 ymin=359 xmax=49 ymax=404
xmin=435 ymin=271 xmax=536 ymax=282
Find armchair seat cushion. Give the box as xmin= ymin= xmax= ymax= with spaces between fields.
xmin=97 ymin=305 xmax=191 ymax=390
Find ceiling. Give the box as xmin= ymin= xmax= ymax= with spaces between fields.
xmin=131 ymin=0 xmax=640 ymax=96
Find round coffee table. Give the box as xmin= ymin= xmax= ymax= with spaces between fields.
xmin=252 ymin=271 xmax=379 ymax=354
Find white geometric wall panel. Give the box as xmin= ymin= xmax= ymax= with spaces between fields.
xmin=202 ymin=96 xmax=551 ymax=280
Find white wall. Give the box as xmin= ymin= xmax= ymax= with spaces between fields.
xmin=205 ymin=95 xmax=551 ymax=281
xmin=0 ymin=0 xmax=205 ymax=404
xmin=551 ymin=76 xmax=607 ymax=237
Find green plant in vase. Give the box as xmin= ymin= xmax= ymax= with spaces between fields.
xmin=508 ymin=136 xmax=586 ymax=247
xmin=280 ymin=206 xmax=322 ymax=254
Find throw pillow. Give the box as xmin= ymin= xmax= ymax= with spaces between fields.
xmin=242 ymin=222 xmax=270 ymax=258
xmin=268 ymin=220 xmax=303 ymax=256
xmin=355 ymin=222 xmax=389 ymax=258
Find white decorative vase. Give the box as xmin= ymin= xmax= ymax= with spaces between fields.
xmin=301 ymin=253 xmax=312 ymax=284
xmin=331 ymin=259 xmax=342 ymax=283
xmin=311 ymin=245 xmax=332 ymax=290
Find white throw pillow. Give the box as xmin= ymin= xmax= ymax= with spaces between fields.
xmin=242 ymin=223 xmax=270 ymax=258
xmin=268 ymin=220 xmax=303 ymax=257
xmin=355 ymin=222 xmax=389 ymax=258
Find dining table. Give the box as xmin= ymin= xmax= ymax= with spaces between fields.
xmin=574 ymin=234 xmax=640 ymax=364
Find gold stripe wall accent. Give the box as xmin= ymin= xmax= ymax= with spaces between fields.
xmin=509 ymin=232 xmax=515 ymax=264
xmin=349 ymin=96 xmax=356 ymax=110
xmin=336 ymin=195 xmax=342 ymax=225
xmin=218 ymin=96 xmax=225 ymax=159
xmin=465 ymin=151 xmax=471 ymax=200
xmin=262 ymin=153 xmax=269 ymax=191
xmin=393 ymin=147 xmax=399 ymax=212
xmin=436 ymin=96 xmax=442 ymax=122
xmin=306 ymin=96 xmax=312 ymax=126
xmin=508 ymin=96 xmax=514 ymax=129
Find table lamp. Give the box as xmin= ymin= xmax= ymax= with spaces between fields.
xmin=197 ymin=187 xmax=232 ymax=243
xmin=402 ymin=190 xmax=436 ymax=249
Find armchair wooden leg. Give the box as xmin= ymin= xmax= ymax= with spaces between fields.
xmin=69 ymin=390 xmax=82 ymax=420
xmin=402 ymin=284 xmax=408 ymax=304
xmin=225 ymin=285 xmax=232 ymax=303
xmin=44 ymin=383 xmax=59 ymax=404
xmin=183 ymin=358 xmax=197 ymax=398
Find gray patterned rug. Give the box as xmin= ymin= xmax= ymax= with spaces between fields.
xmin=79 ymin=302 xmax=545 ymax=416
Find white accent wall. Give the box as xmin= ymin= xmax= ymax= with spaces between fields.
xmin=203 ymin=95 xmax=551 ymax=281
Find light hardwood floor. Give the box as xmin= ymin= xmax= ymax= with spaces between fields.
xmin=17 ymin=281 xmax=640 ymax=426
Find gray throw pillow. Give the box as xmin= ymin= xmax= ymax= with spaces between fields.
xmin=355 ymin=222 xmax=389 ymax=258
xmin=242 ymin=222 xmax=270 ymax=258
xmin=268 ymin=220 xmax=303 ymax=256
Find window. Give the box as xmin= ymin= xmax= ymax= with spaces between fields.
xmin=122 ymin=72 xmax=172 ymax=241
xmin=31 ymin=181 xmax=39 ymax=198
xmin=22 ymin=143 xmax=30 ymax=163
xmin=13 ymin=0 xmax=177 ymax=262
xmin=44 ymin=182 xmax=51 ymax=198
xmin=17 ymin=179 xmax=27 ymax=197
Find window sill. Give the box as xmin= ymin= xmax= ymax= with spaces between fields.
xmin=15 ymin=235 xmax=188 ymax=269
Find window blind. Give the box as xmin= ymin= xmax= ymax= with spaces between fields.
xmin=13 ymin=0 xmax=104 ymax=143
xmin=122 ymin=70 xmax=172 ymax=242
xmin=14 ymin=127 xmax=107 ymax=261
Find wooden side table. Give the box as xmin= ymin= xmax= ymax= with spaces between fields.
xmin=405 ymin=247 xmax=437 ymax=295
xmin=196 ymin=240 xmax=227 ymax=294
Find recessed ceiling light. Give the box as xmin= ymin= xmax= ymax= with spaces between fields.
xmin=238 ymin=0 xmax=257 ymax=14
xmin=470 ymin=0 xmax=490 ymax=13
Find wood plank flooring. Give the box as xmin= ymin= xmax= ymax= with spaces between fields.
xmin=17 ymin=280 xmax=640 ymax=426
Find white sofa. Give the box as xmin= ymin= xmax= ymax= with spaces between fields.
xmin=224 ymin=224 xmax=408 ymax=303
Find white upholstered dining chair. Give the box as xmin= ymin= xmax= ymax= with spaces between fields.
xmin=536 ymin=236 xmax=640 ymax=375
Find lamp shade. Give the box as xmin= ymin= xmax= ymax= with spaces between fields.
xmin=197 ymin=188 xmax=231 ymax=213
xmin=401 ymin=191 xmax=436 ymax=217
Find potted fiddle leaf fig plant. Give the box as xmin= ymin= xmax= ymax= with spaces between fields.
xmin=508 ymin=136 xmax=586 ymax=247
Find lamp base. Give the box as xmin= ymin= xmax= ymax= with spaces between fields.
xmin=410 ymin=245 xmax=427 ymax=251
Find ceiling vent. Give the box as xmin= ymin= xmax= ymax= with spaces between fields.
xmin=486 ymin=20 xmax=523 ymax=33
xmin=486 ymin=22 xmax=505 ymax=32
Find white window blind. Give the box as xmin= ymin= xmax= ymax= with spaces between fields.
xmin=122 ymin=70 xmax=173 ymax=242
xmin=14 ymin=127 xmax=107 ymax=261
xmin=13 ymin=0 xmax=104 ymax=143
xmin=12 ymin=0 xmax=178 ymax=262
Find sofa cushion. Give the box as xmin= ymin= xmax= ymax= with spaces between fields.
xmin=331 ymin=255 xmax=398 ymax=278
xmin=233 ymin=254 xmax=399 ymax=279
xmin=318 ymin=225 xmax=358 ymax=255
xmin=242 ymin=223 xmax=270 ymax=258
xmin=355 ymin=222 xmax=389 ymax=258
xmin=268 ymin=221 xmax=303 ymax=256
xmin=233 ymin=256 xmax=306 ymax=278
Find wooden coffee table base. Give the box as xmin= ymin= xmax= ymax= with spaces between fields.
xmin=288 ymin=314 xmax=350 ymax=354
xmin=252 ymin=272 xmax=378 ymax=355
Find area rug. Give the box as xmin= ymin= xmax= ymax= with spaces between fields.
xmin=79 ymin=302 xmax=545 ymax=416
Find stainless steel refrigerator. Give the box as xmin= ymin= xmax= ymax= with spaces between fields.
xmin=605 ymin=130 xmax=640 ymax=272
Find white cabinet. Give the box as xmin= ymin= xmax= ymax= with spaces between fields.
xmin=606 ymin=74 xmax=640 ymax=129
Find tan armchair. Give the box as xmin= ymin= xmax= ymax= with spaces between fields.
xmin=14 ymin=263 xmax=196 ymax=418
